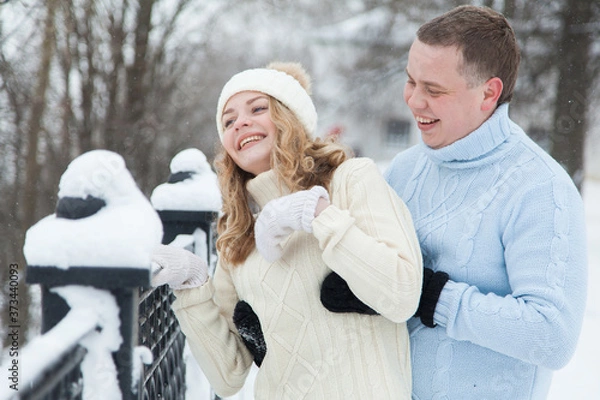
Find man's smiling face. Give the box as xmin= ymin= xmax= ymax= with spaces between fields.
xmin=403 ymin=39 xmax=497 ymax=149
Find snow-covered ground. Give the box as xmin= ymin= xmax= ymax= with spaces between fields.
xmin=547 ymin=178 xmax=600 ymax=399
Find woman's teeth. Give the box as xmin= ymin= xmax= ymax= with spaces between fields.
xmin=240 ymin=135 xmax=263 ymax=149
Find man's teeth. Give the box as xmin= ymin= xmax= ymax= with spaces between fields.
xmin=240 ymin=135 xmax=263 ymax=149
xmin=416 ymin=116 xmax=438 ymax=124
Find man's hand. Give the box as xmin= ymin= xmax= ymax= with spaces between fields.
xmin=415 ymin=268 xmax=449 ymax=327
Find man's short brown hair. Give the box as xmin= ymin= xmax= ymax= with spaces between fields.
xmin=417 ymin=5 xmax=520 ymax=105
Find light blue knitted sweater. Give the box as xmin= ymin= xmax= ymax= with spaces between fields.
xmin=384 ymin=104 xmax=587 ymax=400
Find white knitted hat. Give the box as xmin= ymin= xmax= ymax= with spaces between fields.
xmin=215 ymin=67 xmax=317 ymax=142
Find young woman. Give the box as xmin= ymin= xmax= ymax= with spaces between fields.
xmin=151 ymin=62 xmax=422 ymax=399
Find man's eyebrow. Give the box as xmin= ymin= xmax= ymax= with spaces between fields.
xmin=405 ymin=69 xmax=447 ymax=90
xmin=222 ymin=95 xmax=269 ymax=117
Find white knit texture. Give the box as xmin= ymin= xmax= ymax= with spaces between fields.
xmin=254 ymin=186 xmax=329 ymax=262
xmin=172 ymin=159 xmax=422 ymax=399
xmin=151 ymin=244 xmax=209 ymax=289
xmin=216 ymin=68 xmax=317 ymax=141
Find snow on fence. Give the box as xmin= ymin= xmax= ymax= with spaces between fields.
xmin=0 ymin=149 xmax=221 ymax=400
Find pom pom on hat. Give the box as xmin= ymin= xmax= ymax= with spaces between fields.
xmin=216 ymin=62 xmax=317 ymax=141
xmin=265 ymin=61 xmax=313 ymax=95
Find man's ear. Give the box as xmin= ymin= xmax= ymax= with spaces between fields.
xmin=481 ymin=77 xmax=503 ymax=111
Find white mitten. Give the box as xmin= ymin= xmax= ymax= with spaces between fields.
xmin=151 ymin=244 xmax=209 ymax=289
xmin=254 ymin=186 xmax=330 ymax=262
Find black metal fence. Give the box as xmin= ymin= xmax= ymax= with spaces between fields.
xmin=2 ymin=210 xmax=218 ymax=400
xmin=21 ymin=344 xmax=87 ymax=400
xmin=30 ymin=346 xmax=87 ymax=400
xmin=138 ymin=283 xmax=186 ymax=400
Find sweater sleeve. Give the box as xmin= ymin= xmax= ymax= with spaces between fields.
xmin=312 ymin=158 xmax=423 ymax=323
xmin=434 ymin=177 xmax=588 ymax=370
xmin=171 ymin=262 xmax=254 ymax=397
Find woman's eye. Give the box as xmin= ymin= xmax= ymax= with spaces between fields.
xmin=224 ymin=118 xmax=234 ymax=128
xmin=253 ymin=106 xmax=267 ymax=113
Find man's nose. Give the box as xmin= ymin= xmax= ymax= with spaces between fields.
xmin=406 ymin=86 xmax=427 ymax=110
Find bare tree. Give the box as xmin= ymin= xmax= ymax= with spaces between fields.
xmin=104 ymin=1 xmax=128 ymax=154
xmin=22 ymin=0 xmax=58 ymax=232
xmin=0 ymin=0 xmax=226 ymax=348
xmin=1 ymin=0 xmax=60 ymax=350
xmin=122 ymin=0 xmax=156 ymax=190
xmin=550 ymin=0 xmax=597 ymax=190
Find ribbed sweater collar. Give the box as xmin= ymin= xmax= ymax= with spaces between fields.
xmin=422 ymin=104 xmax=511 ymax=165
xmin=246 ymin=169 xmax=290 ymax=209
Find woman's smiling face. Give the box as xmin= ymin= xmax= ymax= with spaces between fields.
xmin=221 ymin=91 xmax=278 ymax=175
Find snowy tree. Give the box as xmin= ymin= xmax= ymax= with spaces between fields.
xmin=0 ymin=0 xmax=231 ymax=348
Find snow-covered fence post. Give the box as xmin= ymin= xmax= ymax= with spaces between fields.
xmin=149 ymin=148 xmax=222 ymax=399
xmin=22 ymin=150 xmax=162 ymax=400
xmin=25 ymin=267 xmax=149 ymax=398
xmin=151 ymin=148 xmax=222 ymax=270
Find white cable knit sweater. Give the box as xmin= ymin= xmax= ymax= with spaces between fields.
xmin=172 ymin=157 xmax=423 ymax=399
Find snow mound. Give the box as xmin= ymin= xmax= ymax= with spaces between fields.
xmin=151 ymin=148 xmax=222 ymax=212
xmin=23 ymin=150 xmax=162 ymax=269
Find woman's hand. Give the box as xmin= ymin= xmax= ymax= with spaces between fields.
xmin=254 ymin=186 xmax=330 ymax=262
xmin=151 ymin=244 xmax=209 ymax=289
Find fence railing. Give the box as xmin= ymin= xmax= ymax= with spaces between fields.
xmin=1 ymin=210 xmax=217 ymax=400
xmin=1 ymin=149 xmax=220 ymax=400
xmin=15 ymin=307 xmax=95 ymax=400
xmin=138 ymin=284 xmax=187 ymax=400
xmin=25 ymin=265 xmax=151 ymax=399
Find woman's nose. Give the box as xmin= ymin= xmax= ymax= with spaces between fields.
xmin=233 ymin=113 xmax=252 ymax=130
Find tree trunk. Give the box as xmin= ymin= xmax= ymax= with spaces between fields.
xmin=126 ymin=0 xmax=155 ymax=123
xmin=23 ymin=0 xmax=57 ymax=232
xmin=550 ymin=0 xmax=594 ymax=191
xmin=18 ymin=0 xmax=59 ymax=349
xmin=104 ymin=5 xmax=128 ymax=154
xmin=503 ymin=0 xmax=517 ymax=18
xmin=78 ymin=0 xmax=97 ymax=152
xmin=125 ymin=0 xmax=156 ymax=192
xmin=58 ymin=1 xmax=75 ymax=167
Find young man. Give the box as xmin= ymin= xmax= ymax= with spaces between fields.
xmin=384 ymin=5 xmax=587 ymax=399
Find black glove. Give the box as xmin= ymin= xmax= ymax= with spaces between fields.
xmin=415 ymin=268 xmax=449 ymax=328
xmin=320 ymin=272 xmax=378 ymax=315
xmin=233 ymin=301 xmax=266 ymax=367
